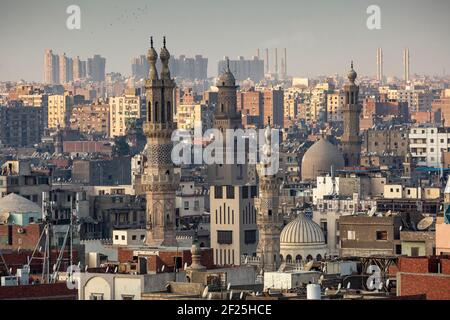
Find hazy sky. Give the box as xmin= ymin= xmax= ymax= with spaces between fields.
xmin=0 ymin=0 xmax=449 ymax=81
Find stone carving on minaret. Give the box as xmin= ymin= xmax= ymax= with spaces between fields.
xmin=142 ymin=36 xmax=179 ymax=247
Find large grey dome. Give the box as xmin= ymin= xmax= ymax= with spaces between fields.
xmin=301 ymin=137 xmax=345 ymax=181
xmin=280 ymin=213 xmax=325 ymax=245
xmin=0 ymin=193 xmax=41 ymax=214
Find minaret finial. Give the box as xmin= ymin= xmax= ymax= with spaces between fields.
xmin=163 ymin=36 xmax=166 ymax=48
xmin=150 ymin=36 xmax=153 ymax=48
xmin=351 ymin=60 xmax=354 ymax=69
xmin=226 ymin=57 xmax=230 ymax=71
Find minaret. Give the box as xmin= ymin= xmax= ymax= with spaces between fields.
xmin=341 ymin=61 xmax=361 ymax=167
xmin=142 ymin=37 xmax=178 ymax=247
xmin=255 ymin=125 xmax=283 ymax=272
xmin=209 ymin=58 xmax=246 ymax=185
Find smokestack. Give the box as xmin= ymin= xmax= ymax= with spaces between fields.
xmin=275 ymin=48 xmax=278 ymax=76
xmin=257 ymin=48 xmax=260 ymax=59
xmin=265 ymin=48 xmax=269 ymax=74
xmin=284 ymin=48 xmax=287 ymax=76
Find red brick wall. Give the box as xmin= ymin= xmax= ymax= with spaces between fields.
xmin=0 ymin=224 xmax=43 ymax=251
xmin=398 ymin=273 xmax=450 ymax=300
xmin=398 ymin=257 xmax=430 ymax=273
xmin=117 ymin=247 xmax=134 ymax=262
xmin=0 ymin=283 xmax=77 ymax=300
xmin=441 ymin=258 xmax=450 ymax=275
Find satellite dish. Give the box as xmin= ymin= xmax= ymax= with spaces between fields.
xmin=202 ymin=286 xmax=209 ymax=299
xmin=114 ymin=266 xmax=118 ymax=273
xmin=229 ymin=290 xmax=233 ymax=300
xmin=385 ymin=210 xmax=392 ymax=217
xmin=240 ymin=292 xmax=244 ymax=300
xmin=161 ymin=265 xmax=165 ymax=272
xmin=347 ymin=282 xmax=351 ymax=289
xmin=227 ymin=283 xmax=231 ymax=290
xmin=85 ymin=265 xmax=88 ymax=272
xmin=399 ymin=226 xmax=403 ymax=231
xmin=105 ymin=267 xmax=109 ymax=273
xmin=386 ymin=279 xmax=390 ymax=287
xmin=304 ymin=260 xmax=314 ymax=271
xmin=337 ymin=283 xmax=342 ymax=290
xmin=378 ymin=282 xmax=384 ymax=290
xmin=184 ymin=262 xmax=188 ymax=270
xmin=417 ymin=217 xmax=434 ymax=231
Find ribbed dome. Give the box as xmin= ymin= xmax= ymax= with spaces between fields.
xmin=280 ymin=214 xmax=325 ymax=244
xmin=301 ymin=137 xmax=344 ymax=181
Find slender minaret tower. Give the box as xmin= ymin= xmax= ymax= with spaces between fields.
xmin=142 ymin=37 xmax=178 ymax=247
xmin=376 ymin=48 xmax=383 ymax=83
xmin=255 ymin=125 xmax=283 ymax=272
xmin=403 ymin=48 xmax=410 ymax=83
xmin=341 ymin=61 xmax=361 ymax=167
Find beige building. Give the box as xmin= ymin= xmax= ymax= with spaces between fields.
xmin=48 ymin=93 xmax=73 ymax=128
xmin=109 ymin=94 xmax=141 ymax=137
xmin=176 ymin=103 xmax=210 ymax=131
xmin=70 ymin=101 xmax=110 ymax=135
xmin=327 ymin=90 xmax=345 ymax=123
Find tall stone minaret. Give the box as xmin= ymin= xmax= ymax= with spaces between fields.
xmin=255 ymin=125 xmax=283 ymax=272
xmin=341 ymin=61 xmax=361 ymax=167
xmin=142 ymin=37 xmax=178 ymax=247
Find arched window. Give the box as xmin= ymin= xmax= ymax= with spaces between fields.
xmin=316 ymin=254 xmax=322 ymax=261
xmin=280 ymin=254 xmax=283 ymax=262
xmin=148 ymin=102 xmax=152 ymax=122
xmin=221 ymin=104 xmax=224 ymax=113
xmin=155 ymin=102 xmax=159 ymax=123
xmin=161 ymin=100 xmax=165 ymax=123
xmin=295 ymin=255 xmax=302 ymax=263
xmin=286 ymin=255 xmax=292 ymax=263
xmin=306 ymin=254 xmax=313 ymax=261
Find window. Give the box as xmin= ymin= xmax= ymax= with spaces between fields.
xmin=115 ymin=235 xmax=119 ymax=240
xmin=214 ymin=186 xmax=223 ymax=199
xmin=121 ymin=235 xmax=125 ymax=240
xmin=250 ymin=186 xmax=257 ymax=198
xmin=226 ymin=186 xmax=235 ymax=199
xmin=184 ymin=201 xmax=189 ymax=210
xmin=347 ymin=230 xmax=356 ymax=240
xmin=140 ymin=235 xmax=145 ymax=240
xmin=411 ymin=247 xmax=420 ymax=257
xmin=376 ymin=231 xmax=388 ymax=240
xmin=132 ymin=235 xmax=137 ymax=241
xmin=217 ymin=231 xmax=232 ymax=244
xmin=244 ymin=230 xmax=257 ymax=244
xmin=242 ymin=186 xmax=248 ymax=199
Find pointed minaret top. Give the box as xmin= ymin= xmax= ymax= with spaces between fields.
xmin=163 ymin=36 xmax=166 ymax=48
xmin=150 ymin=36 xmax=153 ymax=48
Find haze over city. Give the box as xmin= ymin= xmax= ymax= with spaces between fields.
xmin=1 ymin=0 xmax=450 ymax=81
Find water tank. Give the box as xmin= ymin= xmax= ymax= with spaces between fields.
xmin=306 ymin=284 xmax=321 ymax=300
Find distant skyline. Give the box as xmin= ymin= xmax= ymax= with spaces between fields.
xmin=1 ymin=0 xmax=450 ymax=81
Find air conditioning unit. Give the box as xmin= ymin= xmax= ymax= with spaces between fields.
xmin=17 ymin=228 xmax=25 ymax=234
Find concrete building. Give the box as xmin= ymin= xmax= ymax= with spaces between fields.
xmin=409 ymin=126 xmax=450 ymax=167
xmin=263 ymin=88 xmax=284 ymax=127
xmin=70 ymin=101 xmax=110 ymax=135
xmin=44 ymin=49 xmax=60 ymax=85
xmin=109 ymin=93 xmax=141 ymax=137
xmin=218 ymin=56 xmax=264 ymax=82
xmin=339 ymin=215 xmax=402 ymax=257
xmin=48 ymin=93 xmax=73 ymax=128
xmin=0 ymin=104 xmax=42 ymax=147
xmin=87 ymin=54 xmax=106 ymax=82
xmin=327 ymin=90 xmax=345 ymax=123
xmin=362 ymin=126 xmax=409 ymax=157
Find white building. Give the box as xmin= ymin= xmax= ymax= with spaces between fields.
xmin=409 ymin=126 xmax=450 ymax=167
xmin=109 ymin=94 xmax=141 ymax=137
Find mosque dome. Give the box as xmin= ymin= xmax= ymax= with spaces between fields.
xmin=280 ymin=213 xmax=327 ymax=263
xmin=347 ymin=61 xmax=357 ymax=83
xmin=301 ymin=137 xmax=344 ymax=181
xmin=280 ymin=214 xmax=325 ymax=245
xmin=218 ymin=70 xmax=236 ymax=87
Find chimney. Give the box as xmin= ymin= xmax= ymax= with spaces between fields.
xmin=265 ymin=48 xmax=269 ymax=74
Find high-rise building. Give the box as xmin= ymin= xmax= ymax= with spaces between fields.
xmin=218 ymin=56 xmax=264 ymax=82
xmin=141 ymin=37 xmax=178 ymax=247
xmin=340 ymin=62 xmax=361 ymax=167
xmin=131 ymin=55 xmax=149 ymax=80
xmin=376 ymin=48 xmax=383 ymax=83
xmin=73 ymin=56 xmax=87 ymax=81
xmin=59 ymin=53 xmax=73 ymax=84
xmin=170 ymin=55 xmax=208 ymax=80
xmin=87 ymin=54 xmax=106 ymax=82
xmin=209 ymin=60 xmax=258 ymax=266
xmin=70 ymin=100 xmax=110 ymax=135
xmin=403 ymin=48 xmax=410 ymax=83
xmin=44 ymin=49 xmax=60 ymax=85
